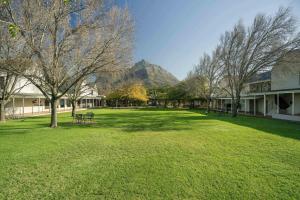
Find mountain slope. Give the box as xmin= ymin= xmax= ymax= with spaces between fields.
xmin=96 ymin=60 xmax=179 ymax=94
xmin=125 ymin=60 xmax=179 ymax=88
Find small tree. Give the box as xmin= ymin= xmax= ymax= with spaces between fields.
xmin=66 ymin=78 xmax=91 ymax=117
xmin=219 ymin=8 xmax=300 ymax=117
xmin=148 ymin=86 xmax=169 ymax=107
xmin=126 ymin=83 xmax=148 ymax=105
xmin=0 ymin=0 xmax=133 ymax=127
xmin=107 ymin=82 xmax=148 ymax=106
xmin=184 ymin=72 xmax=206 ymax=108
xmin=0 ymin=26 xmax=29 ymax=122
xmin=167 ymin=82 xmax=190 ymax=108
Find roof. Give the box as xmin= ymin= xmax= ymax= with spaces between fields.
xmin=247 ymin=71 xmax=271 ymax=83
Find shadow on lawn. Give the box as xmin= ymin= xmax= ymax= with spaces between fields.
xmin=188 ymin=109 xmax=300 ymax=141
xmin=60 ymin=108 xmax=300 ymax=140
xmin=59 ymin=110 xmax=201 ymax=132
xmin=1 ymin=108 xmax=299 ymax=140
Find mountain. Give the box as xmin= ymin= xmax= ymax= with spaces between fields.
xmin=96 ymin=60 xmax=179 ymax=94
xmin=125 ymin=60 xmax=179 ymax=88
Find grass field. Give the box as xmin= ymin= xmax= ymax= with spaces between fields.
xmin=0 ymin=108 xmax=299 ymax=199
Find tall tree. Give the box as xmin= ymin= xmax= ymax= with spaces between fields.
xmin=0 ymin=0 xmax=133 ymax=127
xmin=193 ymin=48 xmax=223 ymax=112
xmin=219 ymin=7 xmax=300 ymax=117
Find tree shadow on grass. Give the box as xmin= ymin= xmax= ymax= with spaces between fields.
xmin=188 ymin=109 xmax=300 ymax=141
xmin=59 ymin=110 xmax=202 ymax=132
xmin=1 ymin=108 xmax=299 ymax=140
xmin=0 ymin=116 xmax=50 ymax=136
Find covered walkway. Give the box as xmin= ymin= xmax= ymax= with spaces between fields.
xmin=213 ymin=89 xmax=300 ymax=122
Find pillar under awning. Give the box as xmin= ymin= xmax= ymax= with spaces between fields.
xmin=277 ymin=93 xmax=280 ymax=114
xmin=264 ymin=94 xmax=266 ymax=116
xmin=254 ymin=96 xmax=256 ymax=116
xmin=292 ymin=92 xmax=295 ymax=116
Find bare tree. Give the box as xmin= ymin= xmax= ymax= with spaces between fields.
xmin=0 ymin=0 xmax=133 ymax=127
xmin=193 ymin=48 xmax=223 ymax=112
xmin=66 ymin=78 xmax=91 ymax=117
xmin=0 ymin=26 xmax=29 ymax=122
xmin=219 ymin=7 xmax=300 ymax=117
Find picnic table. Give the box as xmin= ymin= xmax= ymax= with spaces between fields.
xmin=74 ymin=112 xmax=95 ymax=124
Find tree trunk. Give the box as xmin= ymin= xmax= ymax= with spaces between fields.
xmin=206 ymin=98 xmax=211 ymax=113
xmin=0 ymin=101 xmax=6 ymax=122
xmin=71 ymin=101 xmax=76 ymax=117
xmin=50 ymin=98 xmax=58 ymax=128
xmin=231 ymin=97 xmax=240 ymax=117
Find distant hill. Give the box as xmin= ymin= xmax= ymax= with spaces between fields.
xmin=125 ymin=60 xmax=179 ymax=87
xmin=96 ymin=60 xmax=179 ymax=94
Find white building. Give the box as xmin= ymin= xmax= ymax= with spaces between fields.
xmin=214 ymin=51 xmax=300 ymax=122
xmin=1 ymin=77 xmax=105 ymax=118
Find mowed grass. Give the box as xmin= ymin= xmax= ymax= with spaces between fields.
xmin=0 ymin=109 xmax=300 ymax=199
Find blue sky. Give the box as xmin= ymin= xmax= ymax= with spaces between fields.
xmin=117 ymin=0 xmax=300 ymax=80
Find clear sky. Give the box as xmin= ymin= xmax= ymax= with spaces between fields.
xmin=117 ymin=0 xmax=300 ymax=80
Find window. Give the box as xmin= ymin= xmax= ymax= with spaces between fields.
xmin=0 ymin=76 xmax=4 ymax=90
xmin=249 ymin=81 xmax=271 ymax=93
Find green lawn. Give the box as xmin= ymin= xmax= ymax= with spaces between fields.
xmin=0 ymin=109 xmax=299 ymax=199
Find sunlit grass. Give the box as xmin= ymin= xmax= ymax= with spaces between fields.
xmin=0 ymin=108 xmax=299 ymax=199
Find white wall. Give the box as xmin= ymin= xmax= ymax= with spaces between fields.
xmin=5 ymin=98 xmax=48 ymax=115
xmin=241 ymin=84 xmax=250 ymax=95
xmin=271 ymin=53 xmax=300 ymax=91
xmin=17 ymin=78 xmax=43 ymax=94
xmin=266 ymin=95 xmax=277 ymax=115
xmin=295 ymin=93 xmax=300 ymax=115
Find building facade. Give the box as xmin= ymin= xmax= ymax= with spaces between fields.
xmin=1 ymin=77 xmax=105 ymax=118
xmin=214 ymin=51 xmax=300 ymax=122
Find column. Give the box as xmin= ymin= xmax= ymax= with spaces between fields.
xmin=92 ymin=99 xmax=94 ymax=108
xmin=64 ymin=99 xmax=66 ymax=111
xmin=221 ymin=99 xmax=223 ymax=110
xmin=245 ymin=99 xmax=247 ymax=114
xmin=12 ymin=97 xmax=15 ymax=117
xmin=277 ymin=93 xmax=280 ymax=114
xmin=22 ymin=97 xmax=25 ymax=116
xmin=263 ymin=94 xmax=266 ymax=116
xmin=80 ymin=99 xmax=83 ymax=108
xmin=85 ymin=99 xmax=88 ymax=108
xmin=292 ymin=92 xmax=295 ymax=116
xmin=231 ymin=99 xmax=233 ymax=113
xmin=38 ymin=98 xmax=40 ymax=114
xmin=254 ymin=96 xmax=256 ymax=116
